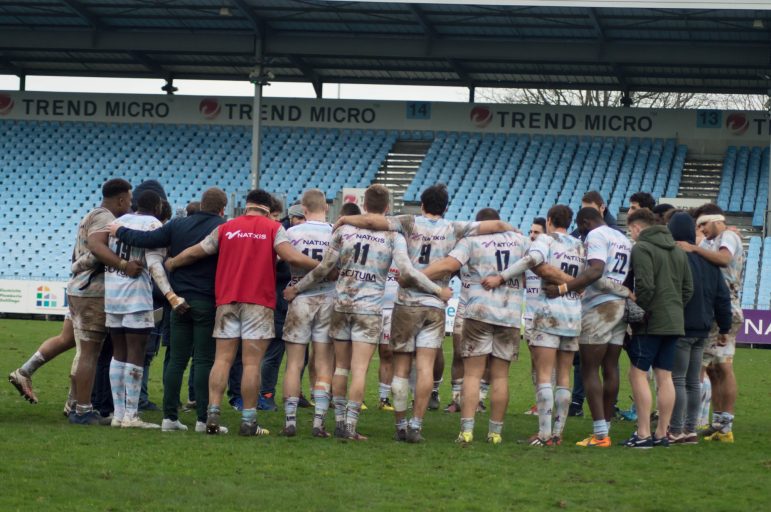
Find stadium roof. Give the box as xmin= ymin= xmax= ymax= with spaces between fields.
xmin=1 ymin=1 xmax=771 ymax=96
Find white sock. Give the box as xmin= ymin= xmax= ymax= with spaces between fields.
xmin=536 ymin=384 xmax=553 ymax=439
xmin=20 ymin=351 xmax=46 ymax=376
xmin=109 ymin=358 xmax=126 ymax=421
xmin=379 ymin=382 xmax=391 ymax=400
xmin=124 ymin=363 xmax=144 ymax=420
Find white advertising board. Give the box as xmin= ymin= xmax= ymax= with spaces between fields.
xmin=1 ymin=91 xmax=769 ymax=154
xmin=0 ymin=280 xmax=69 ymax=315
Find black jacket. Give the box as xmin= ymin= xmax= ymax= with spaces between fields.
xmin=116 ymin=211 xmax=225 ymax=302
xmin=668 ymin=212 xmax=733 ymax=338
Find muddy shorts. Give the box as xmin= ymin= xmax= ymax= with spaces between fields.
xmin=460 ymin=317 xmax=519 ymax=361
xmin=579 ymin=300 xmax=626 ymax=346
xmin=283 ymin=294 xmax=334 ymax=345
xmin=68 ymin=295 xmax=107 ymax=343
xmin=390 ymin=304 xmax=446 ymax=352
xmin=703 ymin=319 xmax=741 ymax=366
xmin=106 ymin=311 xmax=155 ymax=330
xmin=529 ymin=329 xmax=579 ymax=352
xmin=213 ymin=303 xmax=274 ymax=340
xmin=329 ymin=310 xmax=382 ymax=344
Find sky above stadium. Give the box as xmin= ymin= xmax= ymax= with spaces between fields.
xmin=0 ymin=75 xmax=469 ymax=102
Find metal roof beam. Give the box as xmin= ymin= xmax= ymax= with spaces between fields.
xmin=408 ymin=3 xmax=437 ymax=39
xmin=586 ymin=8 xmax=606 ymax=41
xmin=0 ymin=55 xmax=23 ymax=76
xmin=2 ymin=30 xmax=770 ymax=69
xmin=128 ymin=51 xmax=168 ymax=79
xmin=59 ymin=0 xmax=102 ymax=30
xmin=447 ymin=58 xmax=472 ymax=86
xmin=231 ymin=0 xmax=265 ymax=37
xmin=288 ymin=55 xmax=322 ymax=98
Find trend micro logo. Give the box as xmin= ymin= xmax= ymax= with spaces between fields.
xmin=35 ymin=286 xmax=58 ymax=308
xmin=726 ymin=113 xmax=749 ymax=135
xmin=199 ymin=97 xmax=221 ymax=120
xmin=0 ymin=94 xmax=14 ymax=116
xmin=470 ymin=106 xmax=493 ymax=128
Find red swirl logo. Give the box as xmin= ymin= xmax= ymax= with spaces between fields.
xmin=726 ymin=113 xmax=749 ymax=135
xmin=0 ymin=94 xmax=14 ymax=116
xmin=199 ymin=97 xmax=221 ymax=120
xmin=470 ymin=106 xmax=492 ymax=128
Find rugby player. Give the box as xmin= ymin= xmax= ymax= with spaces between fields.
xmin=485 ymin=206 xmax=591 ymax=444
xmin=335 ymin=183 xmax=513 ymax=443
xmin=280 ymin=189 xmax=337 ymax=437
xmin=422 ymin=208 xmax=527 ymax=444
xmin=677 ymin=204 xmax=743 ymax=443
xmin=165 ymin=189 xmax=318 ymax=436
xmin=285 ymin=185 xmax=452 ymax=441
xmin=67 ymin=178 xmax=140 ymax=425
xmin=100 ymin=190 xmax=177 ymax=428
xmin=545 ymin=207 xmax=632 ymax=447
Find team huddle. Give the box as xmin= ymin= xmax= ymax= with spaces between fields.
xmin=8 ymin=181 xmax=742 ymax=448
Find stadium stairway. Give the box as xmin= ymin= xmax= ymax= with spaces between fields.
xmin=677 ymin=159 xmax=723 ymax=200
xmin=373 ymin=140 xmax=432 ymax=212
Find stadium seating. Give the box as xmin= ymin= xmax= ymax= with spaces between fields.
xmin=753 ymin=237 xmax=771 ymax=310
xmin=404 ymin=133 xmax=686 ymax=230
xmin=0 ymin=120 xmax=396 ymax=279
xmin=742 ymin=236 xmax=762 ymax=310
xmin=718 ymin=146 xmax=770 ymax=226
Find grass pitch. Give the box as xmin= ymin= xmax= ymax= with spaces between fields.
xmin=1 ymin=318 xmax=769 ymax=511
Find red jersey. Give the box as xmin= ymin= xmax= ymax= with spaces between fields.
xmin=201 ymin=214 xmax=289 ymax=308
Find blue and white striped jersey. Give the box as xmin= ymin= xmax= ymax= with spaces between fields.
xmin=528 ymin=232 xmax=587 ymax=336
xmin=387 ymin=215 xmax=480 ymax=310
xmin=104 ymin=213 xmax=163 ymax=314
xmin=286 ymin=220 xmax=335 ymax=297
xmin=582 ymin=225 xmax=633 ymax=309
xmin=449 ymin=231 xmax=528 ymax=328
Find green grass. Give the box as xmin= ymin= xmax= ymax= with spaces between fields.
xmin=1 ymin=318 xmax=770 ymax=511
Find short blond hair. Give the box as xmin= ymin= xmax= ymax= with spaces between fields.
xmin=301 ymin=189 xmax=327 ymax=214
xmin=364 ymin=184 xmax=390 ymax=214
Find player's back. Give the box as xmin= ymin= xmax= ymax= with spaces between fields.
xmin=530 ymin=232 xmax=587 ymax=336
xmin=68 ymin=206 xmax=115 ymax=298
xmin=105 ymin=213 xmax=162 ymax=314
xmin=391 ymin=215 xmax=477 ymax=309
xmin=582 ymin=225 xmax=632 ymax=309
xmin=286 ymin=220 xmax=334 ymax=296
xmin=333 ymin=225 xmax=396 ymax=315
xmin=453 ymin=231 xmax=528 ymax=327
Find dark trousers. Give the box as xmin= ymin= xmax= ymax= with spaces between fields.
xmin=92 ymin=334 xmax=114 ymax=417
xmin=163 ymin=299 xmax=217 ymax=423
xmin=571 ymin=353 xmax=585 ymax=405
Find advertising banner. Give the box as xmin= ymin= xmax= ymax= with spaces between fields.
xmin=737 ymin=309 xmax=771 ymax=344
xmin=0 ymin=280 xmax=69 ymax=315
xmin=1 ymin=92 xmax=769 ymax=154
